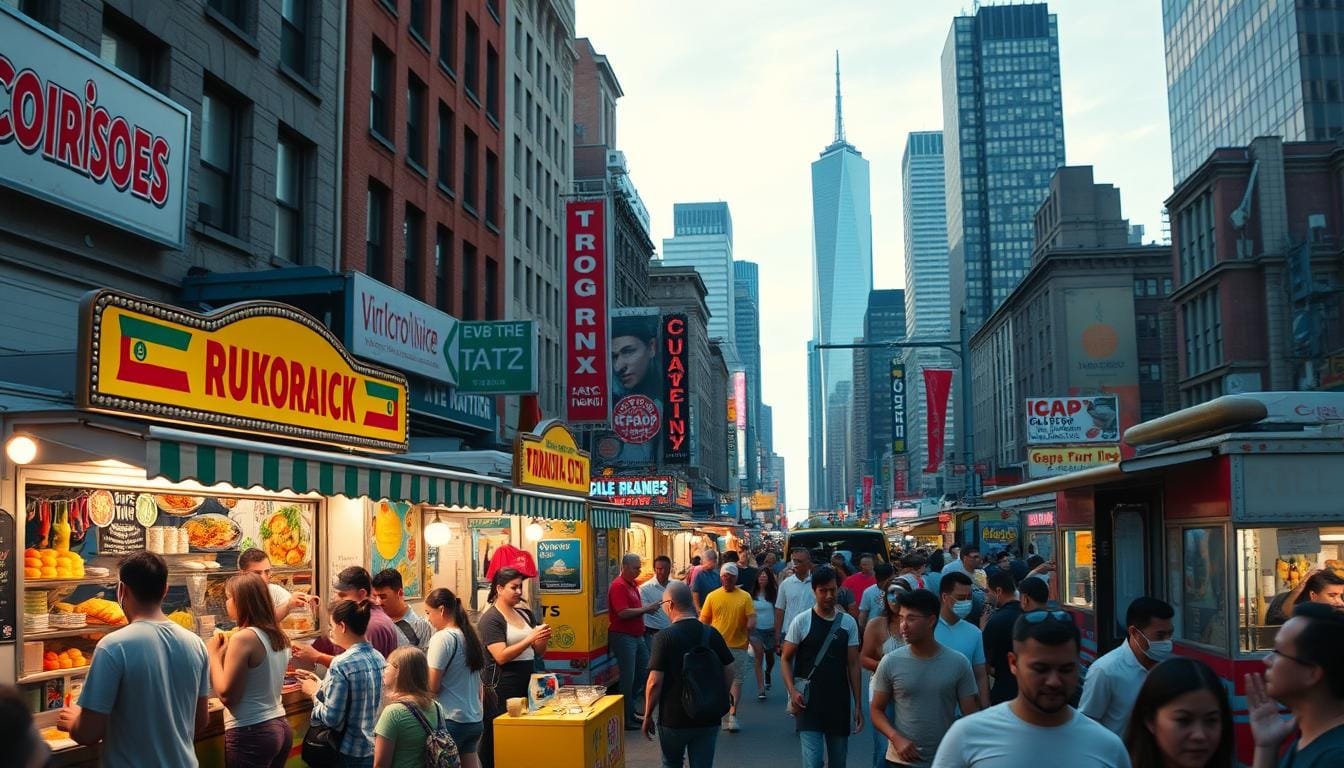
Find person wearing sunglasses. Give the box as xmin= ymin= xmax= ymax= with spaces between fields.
xmin=1079 ymin=597 xmax=1175 ymax=736
xmin=1247 ymin=602 xmax=1344 ymax=768
xmin=931 ymin=608 xmax=1131 ymax=767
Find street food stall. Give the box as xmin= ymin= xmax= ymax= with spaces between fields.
xmin=494 ymin=694 xmax=625 ymax=768
xmin=985 ymin=392 xmax=1344 ymax=764
xmin=588 ymin=474 xmax=694 ymax=578
xmin=1 ymin=291 xmax=506 ymax=765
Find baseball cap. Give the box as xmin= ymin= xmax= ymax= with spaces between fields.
xmin=720 ymin=563 xmax=739 ymax=577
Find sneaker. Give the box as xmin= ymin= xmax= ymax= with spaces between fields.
xmin=765 ymin=678 xmax=772 ymax=691
xmin=727 ymin=714 xmax=740 ymax=732
xmin=756 ymin=691 xmax=766 ymax=701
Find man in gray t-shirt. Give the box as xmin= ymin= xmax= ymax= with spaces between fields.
xmin=871 ymin=589 xmax=979 ymax=767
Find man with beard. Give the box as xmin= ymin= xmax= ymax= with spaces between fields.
xmin=930 ymin=607 xmax=1130 ymax=767
xmin=607 ymin=313 xmax=661 ymax=464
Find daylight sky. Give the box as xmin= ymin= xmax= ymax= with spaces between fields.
xmin=575 ymin=1 xmax=1172 ymax=521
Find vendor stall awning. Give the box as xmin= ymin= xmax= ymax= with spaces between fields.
xmin=590 ymin=504 xmax=631 ymax=529
xmin=147 ymin=427 xmax=505 ymax=509
xmin=505 ymin=488 xmax=585 ymax=521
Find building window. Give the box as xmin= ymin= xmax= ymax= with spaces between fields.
xmin=404 ymin=204 xmax=424 ymax=298
xmin=367 ymin=182 xmax=388 ymax=281
xmin=485 ymin=44 xmax=500 ymax=121
xmin=274 ymin=133 xmax=304 ymax=262
xmin=199 ymin=88 xmax=239 ymax=233
xmin=484 ymin=257 xmax=498 ymax=319
xmin=1182 ymin=288 xmax=1222 ymax=376
xmin=461 ymin=241 xmax=477 ymax=320
xmin=438 ymin=0 xmax=456 ymax=74
xmin=1140 ymin=363 xmax=1162 ymax=382
xmin=1136 ymin=312 xmax=1160 ymax=338
xmin=100 ymin=13 xmax=158 ymax=87
xmin=408 ymin=0 xmax=426 ymax=41
xmin=463 ymin=15 xmax=479 ymax=101
xmin=484 ymin=150 xmax=499 ymax=228
xmin=462 ymin=127 xmax=478 ymax=213
xmin=435 ymin=226 xmax=452 ymax=311
xmin=280 ymin=0 xmax=308 ymax=77
xmin=407 ymin=73 xmax=427 ymax=167
xmin=207 ymin=0 xmax=248 ymax=29
xmin=370 ymin=41 xmax=393 ymax=142
xmin=436 ymin=102 xmax=455 ymax=191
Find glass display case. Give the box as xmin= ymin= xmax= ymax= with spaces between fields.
xmin=1237 ymin=525 xmax=1344 ymax=653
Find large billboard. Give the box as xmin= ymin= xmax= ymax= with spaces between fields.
xmin=661 ymin=313 xmax=690 ymax=464
xmin=733 ymin=371 xmax=747 ymax=481
xmin=346 ymin=272 xmax=459 ymax=385
xmin=1064 ymin=287 xmax=1140 ymax=447
xmin=0 ymin=7 xmax=191 ymax=247
xmin=595 ymin=308 xmax=661 ymax=466
xmin=1025 ymin=395 xmax=1120 ymax=445
xmin=564 ymin=200 xmax=610 ymax=423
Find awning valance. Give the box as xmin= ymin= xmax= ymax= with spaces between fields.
xmin=590 ymin=503 xmax=631 ymax=529
xmin=505 ymin=488 xmax=585 ymax=521
xmin=147 ymin=426 xmax=504 ymax=509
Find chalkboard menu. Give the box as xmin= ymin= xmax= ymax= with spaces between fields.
xmin=101 ymin=491 xmax=146 ymax=554
xmin=0 ymin=508 xmax=15 ymax=643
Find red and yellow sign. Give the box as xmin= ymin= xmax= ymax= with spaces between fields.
xmin=78 ymin=290 xmax=408 ymax=451
xmin=514 ymin=420 xmax=591 ymax=497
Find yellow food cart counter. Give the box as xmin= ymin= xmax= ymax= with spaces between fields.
xmin=494 ymin=694 xmax=627 ymax=768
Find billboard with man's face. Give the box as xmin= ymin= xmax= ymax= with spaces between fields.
xmin=594 ymin=308 xmax=662 ymax=468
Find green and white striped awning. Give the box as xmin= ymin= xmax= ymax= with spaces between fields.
xmin=505 ymin=488 xmax=586 ymax=521
xmin=146 ymin=427 xmax=504 ymax=509
xmin=590 ymin=503 xmax=631 ymax=529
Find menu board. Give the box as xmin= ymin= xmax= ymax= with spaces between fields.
xmin=0 ymin=508 xmax=14 ymax=642
xmin=101 ymin=491 xmax=146 ymax=554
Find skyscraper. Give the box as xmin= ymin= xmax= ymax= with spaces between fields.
xmin=1164 ymin=0 xmax=1344 ymax=185
xmin=809 ymin=53 xmax=874 ymax=511
xmin=863 ymin=289 xmax=905 ymax=510
xmin=661 ymin=202 xmax=737 ymax=362
xmin=902 ymin=131 xmax=953 ymax=494
xmin=734 ymin=260 xmax=762 ymax=491
xmin=943 ymin=3 xmax=1066 ymax=332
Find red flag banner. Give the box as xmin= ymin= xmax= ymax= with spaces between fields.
xmin=861 ymin=475 xmax=873 ymax=511
xmin=923 ymin=369 xmax=953 ymax=474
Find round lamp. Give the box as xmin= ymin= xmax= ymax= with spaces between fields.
xmin=5 ymin=435 xmax=37 ymax=465
xmin=525 ymin=520 xmax=544 ymax=541
xmin=424 ymin=510 xmax=451 ymax=546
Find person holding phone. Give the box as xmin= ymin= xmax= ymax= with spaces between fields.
xmin=476 ymin=568 xmax=548 ymax=768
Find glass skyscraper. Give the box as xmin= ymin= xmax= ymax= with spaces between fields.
xmin=661 ymin=202 xmax=737 ymax=362
xmin=1164 ymin=0 xmax=1344 ymax=185
xmin=942 ymin=3 xmax=1066 ymax=333
xmin=734 ymin=260 xmax=762 ymax=491
xmin=809 ymin=54 xmax=873 ymax=511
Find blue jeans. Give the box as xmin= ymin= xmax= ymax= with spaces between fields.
xmin=800 ymin=730 xmax=848 ymax=768
xmin=657 ymin=724 xmax=719 ymax=768
xmin=610 ymin=631 xmax=649 ymax=720
xmin=871 ymin=700 xmax=894 ymax=768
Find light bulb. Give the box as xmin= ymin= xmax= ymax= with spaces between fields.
xmin=424 ymin=519 xmax=451 ymax=546
xmin=526 ymin=521 xmax=544 ymax=541
xmin=5 ymin=435 xmax=36 ymax=465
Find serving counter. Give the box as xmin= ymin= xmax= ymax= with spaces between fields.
xmin=493 ymin=694 xmax=626 ymax=768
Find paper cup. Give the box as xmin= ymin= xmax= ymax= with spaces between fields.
xmin=506 ymin=697 xmax=525 ymax=717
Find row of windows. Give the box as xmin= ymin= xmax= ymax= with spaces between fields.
xmin=1178 ymin=191 xmax=1216 ymax=284
xmin=205 ymin=0 xmax=317 ymax=81
xmin=512 ymin=18 xmax=567 ymax=116
xmin=514 ymin=79 xmax=567 ymax=170
xmin=1135 ymin=277 xmax=1174 ymax=298
xmin=1183 ymin=288 xmax=1223 ymax=376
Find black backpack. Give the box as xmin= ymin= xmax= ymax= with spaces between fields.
xmin=680 ymin=624 xmax=732 ymax=721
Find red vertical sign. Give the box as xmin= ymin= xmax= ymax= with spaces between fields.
xmin=861 ymin=475 xmax=873 ymax=511
xmin=564 ymin=201 xmax=609 ymax=423
xmin=923 ymin=369 xmax=953 ymax=474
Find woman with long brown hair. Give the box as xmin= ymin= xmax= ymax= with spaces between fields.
xmin=208 ymin=572 xmax=292 ymax=768
xmin=374 ymin=647 xmax=451 ymax=768
xmin=425 ymin=588 xmax=486 ymax=768
xmin=476 ymin=568 xmax=549 ymax=768
xmin=1125 ymin=657 xmax=1234 ymax=768
xmin=748 ymin=566 xmax=779 ymax=699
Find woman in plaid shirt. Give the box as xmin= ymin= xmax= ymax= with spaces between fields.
xmin=298 ymin=599 xmax=387 ymax=768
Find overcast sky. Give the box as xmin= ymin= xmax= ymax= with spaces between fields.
xmin=576 ymin=1 xmax=1172 ymax=521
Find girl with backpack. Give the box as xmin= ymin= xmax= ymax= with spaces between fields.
xmin=425 ymin=588 xmax=485 ymax=768
xmin=374 ymin=647 xmax=459 ymax=768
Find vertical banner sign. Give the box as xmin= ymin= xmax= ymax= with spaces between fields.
xmin=661 ymin=314 xmax=690 ymax=463
xmin=564 ymin=201 xmax=610 ymax=423
xmin=733 ymin=371 xmax=747 ymax=481
xmin=862 ymin=476 xmax=873 ymax=512
xmin=923 ymin=369 xmax=953 ymax=474
xmin=890 ymin=361 xmax=906 ymax=454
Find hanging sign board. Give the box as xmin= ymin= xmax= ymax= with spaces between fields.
xmin=513 ymin=420 xmax=591 ymax=497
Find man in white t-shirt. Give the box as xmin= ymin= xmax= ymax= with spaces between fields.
xmin=239 ymin=548 xmax=317 ymax=621
xmin=59 ymin=552 xmax=211 ymax=767
xmin=774 ymin=548 xmax=816 ymax=652
xmin=934 ymin=571 xmax=990 ymax=709
xmin=372 ymin=568 xmax=434 ymax=650
xmin=639 ymin=555 xmax=677 ymax=639
xmin=1078 ymin=596 xmax=1174 ymax=735
xmin=930 ymin=607 xmax=1130 ymax=768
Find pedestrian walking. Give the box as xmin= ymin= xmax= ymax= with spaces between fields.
xmin=692 ymin=549 xmax=721 ymax=611
xmin=58 ymin=552 xmax=211 ymax=767
xmin=767 ymin=551 xmax=786 ymax=575
xmin=699 ymin=562 xmax=755 ymax=731
xmin=642 ymin=581 xmax=735 ymax=768
xmin=844 ymin=554 xmax=878 ymax=598
xmin=982 ymin=574 xmax=1049 ymax=705
xmin=930 ymin=608 xmax=1131 ymax=767
xmin=871 ymin=589 xmax=979 ymax=767
xmin=476 ymin=567 xmax=549 ymax=768
xmin=782 ymin=565 xmax=863 ymax=768
xmin=862 ymin=579 xmax=910 ymax=768
xmin=749 ymin=565 xmax=779 ymax=699
xmin=373 ymin=569 xmax=434 ymax=651
xmin=934 ymin=572 xmax=990 ymax=709
xmin=609 ymin=553 xmax=662 ymax=730
xmin=859 ymin=563 xmax=897 ymax=628
xmin=640 ymin=555 xmax=677 ymax=645
xmin=424 ymin=588 xmax=486 ymax=768
xmin=1125 ymin=657 xmax=1233 ymax=768
xmin=375 ymin=647 xmax=456 ymax=768
xmin=775 ymin=548 xmax=817 ymax=653
xmin=940 ymin=546 xmax=982 ymax=578
xmin=295 ymin=599 xmax=387 ymax=768
xmin=1079 ymin=596 xmax=1175 ymax=736
xmin=209 ymin=572 xmax=293 ymax=768
xmin=1247 ymin=602 xmax=1344 ymax=767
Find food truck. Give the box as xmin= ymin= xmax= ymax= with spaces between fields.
xmin=985 ymin=392 xmax=1344 ymax=764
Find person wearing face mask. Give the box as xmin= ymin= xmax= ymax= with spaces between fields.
xmin=1079 ymin=596 xmax=1176 ymax=736
xmin=934 ymin=571 xmax=990 ymax=709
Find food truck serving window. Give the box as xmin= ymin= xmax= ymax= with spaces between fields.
xmin=1062 ymin=529 xmax=1094 ymax=609
xmin=1236 ymin=526 xmax=1344 ymax=653
xmin=1166 ymin=525 xmax=1230 ymax=650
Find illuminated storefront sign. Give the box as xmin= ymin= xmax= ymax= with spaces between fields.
xmin=514 ymin=420 xmax=591 ymax=496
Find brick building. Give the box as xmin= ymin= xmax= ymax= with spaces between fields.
xmin=340 ymin=0 xmax=505 ymax=322
xmin=1166 ymin=136 xmax=1344 ymax=403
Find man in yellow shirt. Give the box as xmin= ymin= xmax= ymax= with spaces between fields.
xmin=700 ymin=562 xmax=755 ymax=733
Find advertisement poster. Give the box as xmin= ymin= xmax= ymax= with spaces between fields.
xmin=471 ymin=518 xmax=513 ymax=588
xmin=661 ymin=314 xmax=691 ymax=463
xmin=537 ymin=538 xmax=582 ymax=592
xmin=979 ymin=521 xmax=1018 ymax=553
xmin=564 ymin=200 xmax=610 ymax=423
xmin=733 ymin=371 xmax=747 ymax=481
xmin=1026 ymin=445 xmax=1123 ymax=478
xmin=1063 ymin=287 xmax=1141 ymax=452
xmin=368 ymin=499 xmax=423 ymax=597
xmin=1025 ymin=396 xmax=1120 ymax=445
xmin=0 ymin=509 xmax=13 ymax=642
xmin=598 ymin=309 xmax=662 ymax=467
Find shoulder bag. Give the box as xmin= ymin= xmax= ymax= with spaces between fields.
xmin=301 ymin=668 xmax=348 ymax=767
xmin=786 ymin=616 xmax=843 ymax=715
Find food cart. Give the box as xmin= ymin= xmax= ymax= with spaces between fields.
xmin=493 ymin=694 xmax=625 ymax=768
xmin=985 ymin=392 xmax=1344 ymax=764
xmin=1 ymin=290 xmax=506 ymax=765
